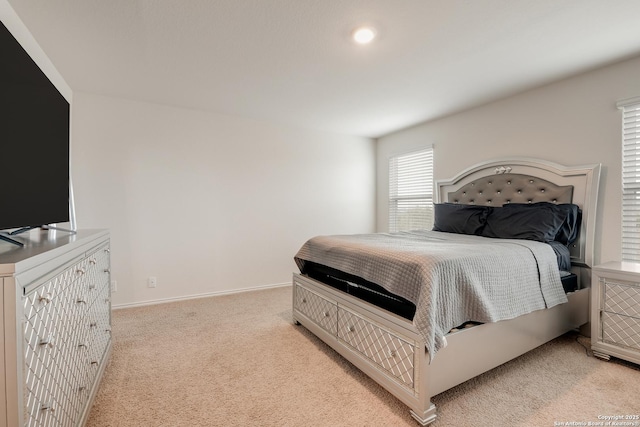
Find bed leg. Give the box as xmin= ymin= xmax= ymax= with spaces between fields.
xmin=410 ymin=403 xmax=437 ymax=426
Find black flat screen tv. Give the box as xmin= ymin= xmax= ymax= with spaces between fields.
xmin=0 ymin=20 xmax=70 ymax=232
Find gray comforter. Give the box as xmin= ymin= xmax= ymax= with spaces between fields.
xmin=294 ymin=230 xmax=567 ymax=360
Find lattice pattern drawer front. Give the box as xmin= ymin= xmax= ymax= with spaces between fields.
xmin=23 ymin=267 xmax=75 ymax=321
xmin=21 ymin=243 xmax=111 ymax=427
xmin=86 ymin=281 xmax=112 ymax=370
xmin=603 ymin=281 xmax=640 ymax=319
xmin=337 ymin=308 xmax=415 ymax=389
xmin=23 ymin=280 xmax=88 ymax=426
xmin=84 ymin=260 xmax=103 ymax=306
xmin=94 ymin=246 xmax=111 ymax=279
xmin=294 ymin=284 xmax=337 ymax=335
xmin=602 ymin=312 xmax=640 ymax=350
xmin=85 ymin=246 xmax=110 ymax=302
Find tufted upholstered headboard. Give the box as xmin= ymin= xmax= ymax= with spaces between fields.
xmin=446 ymin=173 xmax=573 ymax=206
xmin=436 ymin=158 xmax=601 ymax=269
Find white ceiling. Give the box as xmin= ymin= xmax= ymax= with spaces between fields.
xmin=8 ymin=0 xmax=640 ymax=138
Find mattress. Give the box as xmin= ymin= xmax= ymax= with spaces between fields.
xmin=301 ymin=260 xmax=578 ymax=321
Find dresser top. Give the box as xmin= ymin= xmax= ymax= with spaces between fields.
xmin=0 ymin=229 xmax=108 ymax=276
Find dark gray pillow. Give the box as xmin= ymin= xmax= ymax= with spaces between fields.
xmin=548 ymin=240 xmax=572 ymax=271
xmin=551 ymin=203 xmax=581 ymax=245
xmin=497 ymin=202 xmax=581 ymax=245
xmin=432 ymin=203 xmax=490 ymax=235
xmin=481 ymin=202 xmax=569 ymax=243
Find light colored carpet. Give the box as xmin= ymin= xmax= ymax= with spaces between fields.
xmin=87 ymin=286 xmax=640 ymax=427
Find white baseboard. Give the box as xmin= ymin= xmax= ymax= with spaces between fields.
xmin=112 ymin=282 xmax=291 ymax=310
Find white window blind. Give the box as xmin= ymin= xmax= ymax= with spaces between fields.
xmin=620 ymin=97 xmax=640 ymax=262
xmin=389 ymin=147 xmax=434 ymax=232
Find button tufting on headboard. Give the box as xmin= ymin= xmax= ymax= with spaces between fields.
xmin=447 ymin=173 xmax=573 ymax=206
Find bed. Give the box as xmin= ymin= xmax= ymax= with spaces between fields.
xmin=291 ymin=157 xmax=601 ymax=425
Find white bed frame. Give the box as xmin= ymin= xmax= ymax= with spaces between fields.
xmin=292 ymin=158 xmax=601 ymax=425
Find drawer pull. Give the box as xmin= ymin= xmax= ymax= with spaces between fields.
xmin=40 ymin=402 xmax=55 ymax=413
xmin=90 ymin=321 xmax=97 ymax=328
xmin=104 ymin=268 xmax=111 ymax=273
xmin=78 ymin=385 xmax=87 ymax=392
xmin=76 ymin=297 xmax=87 ymax=304
xmin=105 ymin=327 xmax=112 ymax=333
xmin=387 ymin=350 xmax=397 ymax=359
xmin=89 ymin=258 xmax=97 ymax=265
xmin=76 ymin=268 xmax=86 ymax=275
xmin=39 ymin=335 xmax=54 ymax=348
xmin=301 ymin=298 xmax=307 ymax=304
xmin=322 ymin=311 xmax=330 ymax=318
xmin=348 ymin=326 xmax=355 ymax=333
xmin=38 ymin=293 xmax=52 ymax=305
xmin=91 ymin=360 xmax=99 ymax=366
xmin=78 ymin=342 xmax=87 ymax=348
xmin=105 ymin=248 xmax=110 ymax=253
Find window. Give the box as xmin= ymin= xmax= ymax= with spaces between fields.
xmin=619 ymin=96 xmax=640 ymax=262
xmin=389 ymin=147 xmax=434 ymax=232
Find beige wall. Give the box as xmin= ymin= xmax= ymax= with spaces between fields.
xmin=72 ymin=93 xmax=376 ymax=307
xmin=377 ymin=54 xmax=640 ymax=266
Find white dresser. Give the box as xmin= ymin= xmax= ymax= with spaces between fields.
xmin=591 ymin=261 xmax=640 ymax=365
xmin=0 ymin=229 xmax=111 ymax=427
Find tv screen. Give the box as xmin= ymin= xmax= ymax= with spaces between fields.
xmin=0 ymin=20 xmax=70 ymax=231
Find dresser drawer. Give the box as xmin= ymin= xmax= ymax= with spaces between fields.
xmin=23 ymin=262 xmax=80 ymax=321
xmin=85 ymin=245 xmax=111 ymax=300
xmin=23 ymin=271 xmax=89 ymax=427
xmin=603 ymin=280 xmax=640 ymax=319
xmin=294 ymin=284 xmax=337 ymax=335
xmin=86 ymin=281 xmax=112 ymax=367
xmin=337 ymin=306 xmax=415 ymax=389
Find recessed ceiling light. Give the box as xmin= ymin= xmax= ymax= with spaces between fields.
xmin=352 ymin=27 xmax=376 ymax=44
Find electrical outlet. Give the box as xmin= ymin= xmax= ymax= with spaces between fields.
xmin=111 ymin=280 xmax=117 ymax=293
xmin=148 ymin=276 xmax=157 ymax=288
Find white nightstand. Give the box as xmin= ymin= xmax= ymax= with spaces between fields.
xmin=591 ymin=262 xmax=640 ymax=365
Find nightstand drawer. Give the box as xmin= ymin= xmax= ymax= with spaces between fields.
xmin=603 ymin=280 xmax=640 ymax=319
xmin=602 ymin=312 xmax=640 ymax=351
